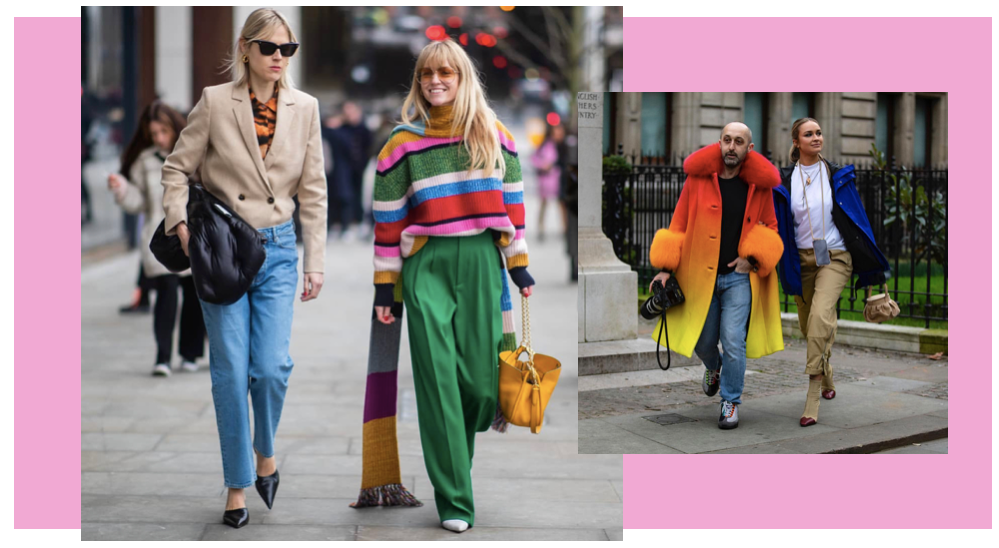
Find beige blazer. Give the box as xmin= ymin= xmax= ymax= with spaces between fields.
xmin=161 ymin=81 xmax=328 ymax=273
xmin=114 ymin=146 xmax=191 ymax=278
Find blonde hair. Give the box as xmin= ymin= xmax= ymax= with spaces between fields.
xmin=225 ymin=8 xmax=298 ymax=91
xmin=401 ymin=39 xmax=502 ymax=177
xmin=789 ymin=117 xmax=820 ymax=163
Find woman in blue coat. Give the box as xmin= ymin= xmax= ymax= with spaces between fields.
xmin=773 ymin=118 xmax=890 ymax=427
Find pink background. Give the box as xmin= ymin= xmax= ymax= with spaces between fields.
xmin=623 ymin=18 xmax=989 ymax=529
xmin=15 ymin=17 xmax=82 ymax=528
xmin=11 ymin=16 xmax=990 ymax=530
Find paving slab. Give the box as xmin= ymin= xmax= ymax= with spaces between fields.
xmin=83 ymin=495 xmax=227 ymax=524
xmin=201 ymin=523 xmax=357 ymax=541
xmin=603 ymin=406 xmax=843 ymax=454
xmin=82 ymin=432 xmax=164 ymax=452
xmin=577 ymin=418 xmax=682 ymax=454
xmin=885 ymin=364 xmax=949 ymax=383
xmin=706 ymin=414 xmax=948 ymax=454
xmin=356 ymin=525 xmax=611 ymax=541
xmin=82 ymin=522 xmax=208 ymax=541
xmin=747 ymin=385 xmax=948 ymax=429
xmin=848 ymin=376 xmax=933 ymax=393
xmin=411 ymin=476 xmax=621 ymax=503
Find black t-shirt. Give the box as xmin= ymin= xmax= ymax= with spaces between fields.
xmin=717 ymin=175 xmax=748 ymax=275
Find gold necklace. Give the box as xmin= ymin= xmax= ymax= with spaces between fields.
xmin=800 ymin=159 xmax=820 ymax=185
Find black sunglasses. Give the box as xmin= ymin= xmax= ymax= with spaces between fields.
xmin=251 ymin=40 xmax=299 ymax=57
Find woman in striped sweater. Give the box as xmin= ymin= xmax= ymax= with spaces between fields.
xmin=371 ymin=38 xmax=534 ymax=533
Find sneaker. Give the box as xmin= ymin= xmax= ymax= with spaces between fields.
xmin=702 ymin=368 xmax=720 ymax=397
xmin=718 ymin=400 xmax=739 ymax=430
xmin=442 ymin=519 xmax=469 ymax=533
xmin=181 ymin=360 xmax=199 ymax=373
xmin=152 ymin=363 xmax=172 ymax=377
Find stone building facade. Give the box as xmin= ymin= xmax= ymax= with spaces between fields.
xmin=605 ymin=92 xmax=947 ymax=167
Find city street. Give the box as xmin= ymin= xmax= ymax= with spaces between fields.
xmin=81 ymin=126 xmax=621 ymax=541
xmin=579 ymin=319 xmax=948 ymax=455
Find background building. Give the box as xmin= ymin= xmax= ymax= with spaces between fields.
xmin=82 ymin=5 xmax=617 ymax=250
xmin=605 ymin=92 xmax=948 ymax=167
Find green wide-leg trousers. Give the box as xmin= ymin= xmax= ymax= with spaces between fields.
xmin=401 ymin=233 xmax=503 ymax=526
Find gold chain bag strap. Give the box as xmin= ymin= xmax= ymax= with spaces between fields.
xmin=863 ymin=283 xmax=900 ymax=323
xmin=498 ymin=295 xmax=562 ymax=434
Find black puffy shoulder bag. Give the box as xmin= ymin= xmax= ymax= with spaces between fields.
xmin=149 ymin=185 xmax=266 ymax=305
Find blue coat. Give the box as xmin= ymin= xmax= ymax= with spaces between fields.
xmin=773 ymin=160 xmax=891 ymax=297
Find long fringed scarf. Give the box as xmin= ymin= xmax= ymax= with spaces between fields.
xmin=351 ymin=214 xmax=519 ymax=509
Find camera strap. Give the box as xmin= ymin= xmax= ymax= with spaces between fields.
xmin=656 ymin=304 xmax=671 ymax=370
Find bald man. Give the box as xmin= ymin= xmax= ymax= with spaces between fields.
xmin=648 ymin=122 xmax=784 ymax=430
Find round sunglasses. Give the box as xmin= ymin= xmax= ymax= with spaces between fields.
xmin=251 ymin=39 xmax=300 ymax=57
xmin=418 ymin=67 xmax=460 ymax=83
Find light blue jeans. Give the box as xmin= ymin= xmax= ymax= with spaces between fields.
xmin=694 ymin=271 xmax=752 ymax=405
xmin=199 ymin=218 xmax=298 ymax=488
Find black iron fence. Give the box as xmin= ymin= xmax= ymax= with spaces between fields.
xmin=603 ymin=152 xmax=948 ymax=327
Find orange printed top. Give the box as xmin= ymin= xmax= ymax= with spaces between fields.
xmin=249 ymin=88 xmax=278 ymax=159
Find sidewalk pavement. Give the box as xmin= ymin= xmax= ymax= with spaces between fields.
xmin=579 ymin=324 xmax=948 ymax=455
xmin=81 ymin=129 xmax=621 ymax=540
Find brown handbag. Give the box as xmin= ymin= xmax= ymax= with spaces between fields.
xmin=498 ymin=295 xmax=561 ymax=434
xmin=863 ymin=284 xmax=900 ymax=323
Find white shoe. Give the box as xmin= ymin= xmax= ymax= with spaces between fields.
xmin=152 ymin=363 xmax=172 ymax=377
xmin=181 ymin=360 xmax=199 ymax=373
xmin=442 ymin=519 xmax=469 ymax=533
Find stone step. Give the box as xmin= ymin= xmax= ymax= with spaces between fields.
xmin=581 ymin=315 xmax=947 ymax=377
xmin=780 ymin=313 xmax=947 ymax=355
xmin=579 ymin=337 xmax=701 ymax=376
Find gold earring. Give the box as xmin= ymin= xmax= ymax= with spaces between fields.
xmin=242 ymin=55 xmax=249 ymax=63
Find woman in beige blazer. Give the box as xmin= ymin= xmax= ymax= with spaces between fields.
xmin=160 ymin=8 xmax=327 ymax=528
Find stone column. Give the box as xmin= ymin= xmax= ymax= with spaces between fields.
xmin=768 ymin=92 xmax=793 ymax=164
xmin=814 ymin=92 xmax=842 ymax=159
xmin=577 ymin=92 xmax=638 ymax=342
xmin=931 ymin=94 xmax=948 ymax=167
xmin=894 ymin=92 xmax=916 ymax=168
xmin=156 ymin=6 xmax=192 ymax=111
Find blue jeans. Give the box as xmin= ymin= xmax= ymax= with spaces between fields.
xmin=693 ymin=271 xmax=752 ymax=405
xmin=199 ymin=219 xmax=299 ymax=488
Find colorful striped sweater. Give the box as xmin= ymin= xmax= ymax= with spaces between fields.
xmin=372 ymin=104 xmax=534 ymax=307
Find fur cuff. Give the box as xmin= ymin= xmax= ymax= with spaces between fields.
xmin=739 ymin=224 xmax=783 ymax=277
xmin=650 ymin=229 xmax=684 ymax=271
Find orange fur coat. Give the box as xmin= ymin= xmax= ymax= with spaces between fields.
xmin=649 ymin=143 xmax=785 ymax=359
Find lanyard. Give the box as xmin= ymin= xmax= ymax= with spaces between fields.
xmin=798 ymin=161 xmax=826 ymax=241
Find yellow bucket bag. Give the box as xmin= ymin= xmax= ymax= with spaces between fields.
xmin=498 ymin=295 xmax=561 ymax=433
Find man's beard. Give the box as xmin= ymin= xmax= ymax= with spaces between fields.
xmin=723 ymin=154 xmax=742 ymax=167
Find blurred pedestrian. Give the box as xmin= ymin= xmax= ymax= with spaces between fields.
xmin=107 ymin=100 xmax=206 ymax=377
xmin=371 ymin=38 xmax=534 ymax=534
xmin=322 ymin=111 xmax=356 ymax=237
xmin=562 ymin=139 xmax=578 ymax=281
xmin=160 ymin=8 xmax=327 ymax=528
xmin=82 ymin=90 xmax=94 ymax=226
xmin=530 ymin=122 xmax=567 ymax=241
xmin=342 ymin=101 xmax=373 ymax=238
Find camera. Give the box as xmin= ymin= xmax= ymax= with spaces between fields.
xmin=640 ymin=275 xmax=685 ymax=320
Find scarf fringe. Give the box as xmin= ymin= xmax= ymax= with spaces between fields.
xmin=491 ymin=404 xmax=510 ymax=433
xmin=350 ymin=483 xmax=423 ymax=508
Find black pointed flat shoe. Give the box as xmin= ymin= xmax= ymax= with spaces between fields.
xmin=223 ymin=508 xmax=249 ymax=528
xmin=255 ymin=470 xmax=280 ymax=509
